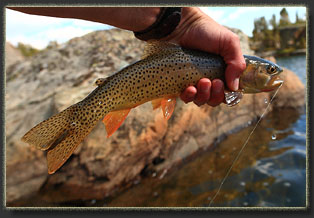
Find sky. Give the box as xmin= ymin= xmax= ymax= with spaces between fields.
xmin=5 ymin=7 xmax=306 ymax=49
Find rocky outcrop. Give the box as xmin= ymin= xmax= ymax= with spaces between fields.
xmin=5 ymin=28 xmax=305 ymax=205
xmin=5 ymin=42 xmax=24 ymax=67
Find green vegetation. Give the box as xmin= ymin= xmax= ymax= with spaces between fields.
xmin=279 ymin=8 xmax=290 ymax=26
xmin=250 ymin=8 xmax=306 ymax=56
xmin=17 ymin=42 xmax=40 ymax=57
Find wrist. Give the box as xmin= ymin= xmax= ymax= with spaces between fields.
xmin=161 ymin=7 xmax=203 ymax=43
xmin=130 ymin=7 xmax=162 ymax=32
xmin=89 ymin=7 xmax=161 ymax=32
xmin=134 ymin=7 xmax=182 ymax=41
xmin=104 ymin=7 xmax=161 ymax=32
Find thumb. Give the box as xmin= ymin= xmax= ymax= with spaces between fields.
xmin=220 ymin=32 xmax=246 ymax=91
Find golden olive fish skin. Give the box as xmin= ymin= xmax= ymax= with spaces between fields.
xmin=21 ymin=42 xmax=283 ymax=174
xmin=96 ymin=47 xmax=224 ymax=110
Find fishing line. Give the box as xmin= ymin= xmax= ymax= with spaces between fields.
xmin=208 ymin=84 xmax=283 ymax=207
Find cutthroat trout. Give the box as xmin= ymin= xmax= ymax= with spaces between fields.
xmin=21 ymin=41 xmax=283 ymax=174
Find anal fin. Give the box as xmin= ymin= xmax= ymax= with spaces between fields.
xmin=102 ymin=109 xmax=131 ymax=137
xmin=151 ymin=97 xmax=177 ymax=120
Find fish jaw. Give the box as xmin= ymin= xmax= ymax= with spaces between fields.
xmin=261 ymin=75 xmax=284 ymax=92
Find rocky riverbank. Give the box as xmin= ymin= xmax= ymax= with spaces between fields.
xmin=5 ymin=28 xmax=305 ymax=206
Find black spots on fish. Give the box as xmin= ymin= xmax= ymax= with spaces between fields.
xmin=139 ymin=89 xmax=145 ymax=96
xmin=85 ymin=48 xmax=225 ymax=113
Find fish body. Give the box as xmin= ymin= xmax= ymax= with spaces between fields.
xmin=21 ymin=42 xmax=283 ymax=174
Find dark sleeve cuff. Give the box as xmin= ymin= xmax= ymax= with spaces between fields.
xmin=134 ymin=7 xmax=182 ymax=41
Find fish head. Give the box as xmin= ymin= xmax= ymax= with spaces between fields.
xmin=239 ymin=55 xmax=283 ymax=93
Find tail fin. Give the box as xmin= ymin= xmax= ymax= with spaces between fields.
xmin=21 ymin=104 xmax=98 ymax=174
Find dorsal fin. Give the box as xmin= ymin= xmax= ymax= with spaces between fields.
xmin=142 ymin=41 xmax=181 ymax=59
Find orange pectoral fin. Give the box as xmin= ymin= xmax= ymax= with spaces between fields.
xmin=161 ymin=98 xmax=176 ymax=120
xmin=102 ymin=109 xmax=131 ymax=138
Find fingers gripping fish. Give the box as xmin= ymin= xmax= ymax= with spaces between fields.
xmin=21 ymin=41 xmax=283 ymax=174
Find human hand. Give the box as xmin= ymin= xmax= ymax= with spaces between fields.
xmin=163 ymin=7 xmax=246 ymax=107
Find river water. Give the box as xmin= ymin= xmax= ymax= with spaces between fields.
xmin=95 ymin=55 xmax=306 ymax=207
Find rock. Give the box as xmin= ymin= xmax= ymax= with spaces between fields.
xmin=5 ymin=42 xmax=25 ymax=68
xmin=5 ymin=28 xmax=305 ymax=205
xmin=271 ymin=67 xmax=305 ymax=109
xmin=263 ymin=56 xmax=305 ymax=110
xmin=5 ymin=42 xmax=26 ymax=83
xmin=5 ymin=28 xmax=146 ymax=204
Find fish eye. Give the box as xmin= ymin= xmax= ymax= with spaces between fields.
xmin=268 ymin=66 xmax=276 ymax=74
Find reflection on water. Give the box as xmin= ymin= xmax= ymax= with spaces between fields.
xmin=99 ymin=107 xmax=305 ymax=207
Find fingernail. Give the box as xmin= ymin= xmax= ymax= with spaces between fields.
xmin=232 ymin=78 xmax=239 ymax=91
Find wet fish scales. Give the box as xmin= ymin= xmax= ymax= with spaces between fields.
xmin=96 ymin=48 xmax=225 ymax=111
xmin=21 ymin=41 xmax=283 ymax=174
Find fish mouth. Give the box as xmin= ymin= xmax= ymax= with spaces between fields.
xmin=262 ymin=76 xmax=283 ymax=92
